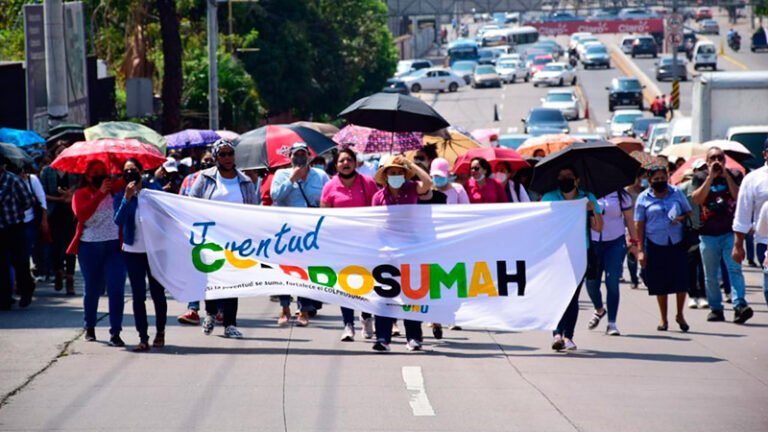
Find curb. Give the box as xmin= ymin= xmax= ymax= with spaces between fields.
xmin=608 ymin=44 xmax=662 ymax=107
xmin=573 ymin=82 xmax=596 ymax=130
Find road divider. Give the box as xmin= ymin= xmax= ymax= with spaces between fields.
xmin=573 ymin=82 xmax=595 ymax=130
xmin=608 ymin=44 xmax=662 ymax=107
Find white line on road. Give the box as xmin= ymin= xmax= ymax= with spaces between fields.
xmin=501 ymin=93 xmax=506 ymax=99
xmin=401 ymin=366 xmax=435 ymax=416
xmin=498 ymin=103 xmax=504 ymax=110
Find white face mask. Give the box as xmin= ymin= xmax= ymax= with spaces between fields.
xmin=493 ymin=172 xmax=508 ymax=183
xmin=387 ymin=175 xmax=406 ymax=189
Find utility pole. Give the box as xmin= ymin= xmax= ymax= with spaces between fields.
xmin=44 ymin=0 xmax=68 ymax=126
xmin=207 ymin=0 xmax=219 ymax=130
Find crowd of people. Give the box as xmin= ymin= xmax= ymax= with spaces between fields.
xmin=1 ymin=136 xmax=766 ymax=353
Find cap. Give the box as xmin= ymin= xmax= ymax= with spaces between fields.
xmin=692 ymin=159 xmax=707 ymax=170
xmin=163 ymin=157 xmax=179 ymax=173
xmin=290 ymin=142 xmax=309 ymax=155
xmin=430 ymin=158 xmax=450 ymax=177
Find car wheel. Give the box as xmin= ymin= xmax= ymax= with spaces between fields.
xmin=524 ymin=74 xmax=530 ymax=82
xmin=411 ymin=83 xmax=421 ymax=93
xmin=653 ymin=53 xmax=657 ymax=58
xmin=606 ymin=63 xmax=611 ymax=69
xmin=694 ymin=65 xmax=699 ymax=71
xmin=656 ymin=75 xmax=662 ymax=81
xmin=511 ymin=75 xmax=516 ymax=83
xmin=448 ymin=82 xmax=458 ymax=92
xmin=533 ymin=82 xmax=538 ymax=87
xmin=632 ymin=53 xmax=636 ymax=58
xmin=558 ymin=78 xmax=564 ymax=87
xmin=682 ymin=75 xmax=688 ymax=82
xmin=608 ymin=103 xmax=614 ymax=112
xmin=571 ymin=76 xmax=577 ymax=85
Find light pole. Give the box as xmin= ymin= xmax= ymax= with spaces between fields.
xmin=207 ymin=0 xmax=219 ymax=130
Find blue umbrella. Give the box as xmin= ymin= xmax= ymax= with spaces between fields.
xmin=165 ymin=129 xmax=221 ymax=150
xmin=0 ymin=128 xmax=45 ymax=147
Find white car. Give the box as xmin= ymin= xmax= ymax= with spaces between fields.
xmin=532 ymin=62 xmax=577 ymax=87
xmin=575 ymin=37 xmax=600 ymax=57
xmin=607 ymin=109 xmax=645 ymax=137
xmin=496 ymin=59 xmax=530 ymax=83
xmin=401 ymin=68 xmax=465 ymax=93
xmin=569 ymin=32 xmax=593 ymax=51
xmin=540 ymin=89 xmax=581 ymax=120
xmin=620 ymin=36 xmax=637 ymax=54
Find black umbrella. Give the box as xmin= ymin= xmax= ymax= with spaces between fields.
xmin=232 ymin=124 xmax=336 ymax=170
xmin=529 ymin=141 xmax=641 ymax=198
xmin=338 ymin=92 xmax=450 ymax=133
xmin=0 ymin=142 xmax=34 ymax=169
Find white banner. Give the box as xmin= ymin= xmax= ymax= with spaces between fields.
xmin=139 ymin=190 xmax=587 ymax=330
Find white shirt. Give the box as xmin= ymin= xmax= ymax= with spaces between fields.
xmin=210 ymin=172 xmax=243 ymax=203
xmin=23 ymin=175 xmax=47 ymax=223
xmin=733 ymin=165 xmax=768 ymax=244
xmin=81 ymin=195 xmax=119 ymax=242
xmin=507 ymin=181 xmax=531 ymax=203
xmin=122 ymin=209 xmax=146 ymax=253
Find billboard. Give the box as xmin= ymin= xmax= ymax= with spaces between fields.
xmin=23 ymin=4 xmax=48 ymax=134
xmin=529 ymin=18 xmax=664 ymax=36
xmin=63 ymin=2 xmax=90 ymax=127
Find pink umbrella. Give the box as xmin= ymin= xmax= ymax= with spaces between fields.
xmin=333 ymin=124 xmax=423 ymax=154
xmin=216 ymin=130 xmax=240 ymax=141
xmin=470 ymin=128 xmax=501 ymax=145
xmin=51 ymin=138 xmax=167 ymax=175
xmin=453 ymin=147 xmax=529 ymax=175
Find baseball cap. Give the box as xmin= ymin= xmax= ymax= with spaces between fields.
xmin=163 ymin=157 xmax=179 ymax=173
xmin=290 ymin=142 xmax=309 ymax=155
xmin=430 ymin=158 xmax=450 ymax=177
xmin=692 ymin=159 xmax=707 ymax=170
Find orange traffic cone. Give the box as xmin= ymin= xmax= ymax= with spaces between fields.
xmin=583 ymin=99 xmax=589 ymax=120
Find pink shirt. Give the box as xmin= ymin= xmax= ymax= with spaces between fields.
xmin=441 ymin=183 xmax=470 ymax=204
xmin=372 ymin=180 xmax=419 ymax=206
xmin=320 ymin=174 xmax=379 ymax=208
xmin=467 ymin=177 xmax=508 ymax=204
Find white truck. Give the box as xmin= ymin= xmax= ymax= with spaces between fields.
xmin=691 ymin=71 xmax=768 ymax=154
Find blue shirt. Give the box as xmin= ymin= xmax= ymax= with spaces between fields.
xmin=634 ymin=184 xmax=692 ymax=246
xmin=270 ymin=167 xmax=330 ymax=208
xmin=541 ymin=188 xmax=602 ymax=248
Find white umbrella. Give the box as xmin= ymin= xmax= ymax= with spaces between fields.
xmin=702 ymin=139 xmax=753 ymax=161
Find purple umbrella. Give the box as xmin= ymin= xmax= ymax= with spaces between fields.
xmin=333 ymin=124 xmax=423 ymax=154
xmin=165 ymin=129 xmax=221 ymax=149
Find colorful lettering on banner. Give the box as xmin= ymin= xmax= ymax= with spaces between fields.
xmin=138 ymin=190 xmax=588 ymax=331
xmin=530 ymin=18 xmax=664 ymax=36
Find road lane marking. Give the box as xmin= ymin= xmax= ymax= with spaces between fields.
xmin=401 ymin=366 xmax=435 ymax=416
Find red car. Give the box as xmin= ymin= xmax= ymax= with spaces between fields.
xmin=530 ymin=55 xmax=554 ymax=75
xmin=695 ymin=7 xmax=712 ymax=21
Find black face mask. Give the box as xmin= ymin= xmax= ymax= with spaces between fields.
xmin=558 ymin=178 xmax=576 ymax=193
xmin=92 ymin=175 xmax=107 ymax=188
xmin=123 ymin=171 xmax=141 ymax=184
xmin=200 ymin=162 xmax=214 ymax=170
xmin=292 ymin=155 xmax=308 ymax=167
xmin=651 ymin=181 xmax=668 ymax=193
xmin=338 ymin=171 xmax=356 ymax=180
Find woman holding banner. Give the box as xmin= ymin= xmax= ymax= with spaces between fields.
xmin=320 ymin=148 xmax=379 ymax=342
xmin=541 ymin=166 xmax=602 ymax=351
xmin=370 ymin=155 xmax=433 ymax=352
xmin=467 ymin=157 xmax=507 ymax=204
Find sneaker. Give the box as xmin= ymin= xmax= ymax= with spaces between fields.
xmin=361 ymin=317 xmax=374 ymax=339
xmin=392 ymin=322 xmax=401 ymax=337
xmin=606 ymin=323 xmax=621 ymax=336
xmin=551 ymin=335 xmax=565 ymax=351
xmin=277 ymin=314 xmax=290 ymax=327
xmin=406 ymin=339 xmax=423 ymax=351
xmin=224 ymin=325 xmax=243 ymax=338
xmin=697 ymin=298 xmax=709 ymax=308
xmin=372 ymin=340 xmax=391 ymax=352
xmin=587 ymin=309 xmax=606 ymax=330
xmin=432 ymin=324 xmax=443 ymax=340
xmin=724 ymin=293 xmax=733 ymax=304
xmin=109 ymin=335 xmax=125 ymax=347
xmin=85 ymin=327 xmax=96 ymax=342
xmin=177 ymin=310 xmax=200 ymax=325
xmin=340 ymin=324 xmax=355 ymax=342
xmin=733 ymin=306 xmax=754 ymax=324
xmin=688 ymin=298 xmax=699 ymax=309
xmin=215 ymin=311 xmax=224 ymax=325
xmin=707 ymin=310 xmax=725 ymax=322
xmin=564 ymin=339 xmax=577 ymax=351
xmin=202 ymin=314 xmax=215 ymax=335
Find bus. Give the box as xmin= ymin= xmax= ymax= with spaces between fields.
xmin=446 ymin=39 xmax=480 ymax=65
xmin=506 ymin=26 xmax=540 ymax=54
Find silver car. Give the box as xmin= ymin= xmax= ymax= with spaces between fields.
xmin=655 ymin=56 xmax=688 ymax=81
xmin=496 ymin=59 xmax=530 ymax=83
xmin=540 ymin=89 xmax=581 ymax=121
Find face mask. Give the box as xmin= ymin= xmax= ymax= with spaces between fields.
xmin=91 ymin=175 xmax=107 ymax=188
xmin=493 ymin=173 xmax=508 ymax=183
xmin=292 ymin=155 xmax=308 ymax=167
xmin=640 ymin=178 xmax=649 ymax=189
xmin=123 ymin=171 xmax=141 ymax=184
xmin=312 ymin=164 xmax=324 ymax=170
xmin=558 ymin=178 xmax=576 ymax=193
xmin=433 ymin=176 xmax=448 ymax=187
xmin=387 ymin=175 xmax=406 ymax=189
xmin=200 ymin=161 xmax=214 ymax=170
xmin=651 ymin=181 xmax=668 ymax=193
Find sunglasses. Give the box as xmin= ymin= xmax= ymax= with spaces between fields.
xmin=218 ymin=151 xmax=235 ymax=158
xmin=470 ymin=166 xmax=482 ymax=172
xmin=708 ymin=155 xmax=725 ymax=162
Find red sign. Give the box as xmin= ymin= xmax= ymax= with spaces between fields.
xmin=529 ymin=18 xmax=665 ymax=36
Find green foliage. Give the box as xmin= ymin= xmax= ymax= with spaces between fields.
xmin=0 ymin=0 xmax=33 ymax=61
xmin=755 ymin=0 xmax=768 ymax=17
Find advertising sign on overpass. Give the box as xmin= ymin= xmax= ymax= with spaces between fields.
xmin=529 ymin=18 xmax=664 ymax=36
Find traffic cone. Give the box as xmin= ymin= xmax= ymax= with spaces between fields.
xmin=583 ymin=99 xmax=589 ymax=120
xmin=720 ymin=40 xmax=725 ymax=55
xmin=493 ymin=104 xmax=499 ymax=122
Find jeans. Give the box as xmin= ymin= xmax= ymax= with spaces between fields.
xmin=554 ymin=279 xmax=584 ymax=339
xmin=78 ymin=240 xmax=126 ymax=335
xmin=746 ymin=233 xmax=755 ymax=262
xmin=50 ymin=210 xmax=76 ymax=276
xmin=720 ymin=259 xmax=731 ymax=295
xmin=375 ymin=317 xmax=422 ymax=344
xmin=279 ymin=295 xmax=315 ymax=312
xmin=0 ymin=223 xmax=34 ymax=307
xmin=206 ymin=298 xmax=237 ymax=327
xmin=626 ymin=251 xmax=639 ymax=285
xmin=687 ymin=248 xmax=706 ymax=299
xmin=341 ymin=308 xmax=372 ymax=325
xmin=124 ymin=252 xmax=167 ymax=342
xmin=699 ymin=233 xmax=747 ymax=311
xmin=762 ymin=271 xmax=768 ymax=306
xmin=586 ymin=237 xmax=625 ymax=323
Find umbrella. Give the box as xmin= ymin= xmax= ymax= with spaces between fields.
xmin=470 ymin=128 xmax=500 ymax=145
xmin=411 ymin=127 xmax=482 ymax=167
xmin=233 ymin=124 xmax=336 ymax=170
xmin=659 ymin=142 xmax=707 ymax=160
xmin=333 ymin=124 xmax=423 ymax=154
xmin=46 ymin=123 xmax=85 ymax=145
xmin=702 ymin=139 xmax=753 ymax=162
xmin=216 ymin=130 xmax=240 ymax=141
xmin=529 ymin=141 xmax=641 ymax=198
xmin=166 ymin=129 xmax=221 ymax=150
xmin=50 ymin=138 xmax=167 ymax=175
xmin=452 ymin=147 xmax=529 ymax=175
xmin=518 ymin=134 xmax=583 ymax=157
xmin=609 ymin=136 xmax=644 ymax=154
xmin=338 ymin=92 xmax=450 ymax=133
xmin=630 ymin=151 xmax=665 ymax=169
xmin=0 ymin=142 xmax=34 ymax=168
xmin=0 ymin=128 xmax=45 ymax=147
xmin=671 ymin=154 xmax=745 ymax=185
xmin=292 ymin=121 xmax=340 ymax=138
xmin=85 ymin=122 xmax=167 ymax=154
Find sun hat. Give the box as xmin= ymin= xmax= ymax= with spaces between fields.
xmin=374 ymin=155 xmax=414 ymax=186
xmin=430 ymin=158 xmax=450 ymax=177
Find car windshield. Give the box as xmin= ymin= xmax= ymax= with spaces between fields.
xmin=396 ymin=62 xmax=412 ymax=74
xmin=546 ymin=93 xmax=573 ymax=102
xmin=637 ymin=38 xmax=654 ymax=45
xmin=452 ymin=62 xmax=475 ymax=72
xmin=616 ymin=79 xmax=641 ymax=91
xmin=476 ymin=66 xmax=496 ymax=74
xmin=409 ymin=69 xmax=428 ymax=77
xmin=660 ymin=57 xmax=682 ymax=65
xmin=498 ymin=61 xmax=517 ymax=68
xmin=533 ymin=57 xmax=552 ymax=65
xmin=614 ymin=113 xmax=643 ymax=123
xmin=587 ymin=46 xmax=607 ymax=54
xmin=530 ymin=109 xmax=564 ymax=122
xmin=543 ymin=64 xmax=564 ymax=72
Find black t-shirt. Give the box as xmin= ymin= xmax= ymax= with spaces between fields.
xmin=691 ymin=169 xmax=742 ymax=236
xmin=418 ymin=190 xmax=448 ymax=204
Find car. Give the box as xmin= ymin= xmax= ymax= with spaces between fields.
xmin=571 ymin=133 xmax=605 ymax=143
xmin=630 ymin=117 xmax=666 ymax=140
xmin=607 ymin=109 xmax=644 ymax=137
xmin=620 ymin=36 xmax=636 ymax=54
xmin=569 ymin=32 xmax=593 ymax=51
xmin=498 ymin=53 xmax=521 ymax=63
xmin=655 ymin=55 xmax=688 ymax=81
xmin=530 ymin=54 xmax=554 ymax=75
xmin=531 ymin=43 xmax=560 ymax=60
xmin=631 ymin=36 xmax=658 ymax=58
xmin=472 ymin=65 xmax=502 ymax=88
xmin=450 ymin=60 xmax=478 ymax=85
xmin=496 ymin=59 xmax=530 ymax=83
xmin=381 ymin=79 xmax=410 ymax=95
xmin=522 ymin=107 xmax=570 ymax=135
xmin=606 ymin=77 xmax=644 ymax=111
xmin=699 ymin=19 xmax=720 ymax=35
xmin=401 ymin=68 xmax=464 ymax=93
xmin=692 ymin=41 xmax=717 ymax=70
xmin=575 ymin=36 xmax=600 ymax=58
xmin=581 ymin=44 xmax=610 ymax=69
xmin=498 ymin=134 xmax=531 ymax=149
xmin=695 ymin=7 xmax=713 ymax=21
xmin=477 ymin=48 xmax=499 ymax=65
xmin=618 ymin=8 xmax=656 ymax=18
xmin=395 ymin=59 xmax=433 ymax=78
xmin=532 ymin=62 xmax=577 ymax=87
xmin=540 ymin=89 xmax=581 ymax=120
xmin=533 ymin=39 xmax=565 ymax=58
xmin=477 ymin=24 xmax=500 ymax=38
xmin=524 ymin=49 xmax=547 ymax=68
xmin=647 ymin=123 xmax=670 ymax=154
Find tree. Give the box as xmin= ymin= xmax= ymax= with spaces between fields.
xmin=157 ymin=0 xmax=182 ymax=133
